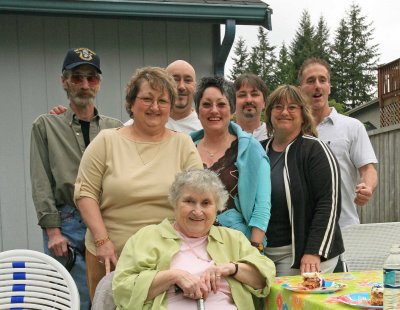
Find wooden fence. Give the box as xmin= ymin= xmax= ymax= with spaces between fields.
xmin=357 ymin=124 xmax=400 ymax=223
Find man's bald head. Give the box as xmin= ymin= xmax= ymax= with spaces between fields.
xmin=166 ymin=60 xmax=196 ymax=118
xmin=166 ymin=60 xmax=196 ymax=80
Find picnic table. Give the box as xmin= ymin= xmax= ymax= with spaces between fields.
xmin=265 ymin=269 xmax=382 ymax=309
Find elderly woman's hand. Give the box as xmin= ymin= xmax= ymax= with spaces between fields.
xmin=174 ymin=270 xmax=208 ymax=300
xmin=200 ymin=263 xmax=234 ymax=299
xmin=96 ymin=240 xmax=118 ymax=274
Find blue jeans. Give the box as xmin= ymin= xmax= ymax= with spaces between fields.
xmin=42 ymin=205 xmax=90 ymax=310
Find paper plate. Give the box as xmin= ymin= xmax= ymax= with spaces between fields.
xmin=336 ymin=292 xmax=383 ymax=309
xmin=282 ymin=280 xmax=346 ymax=294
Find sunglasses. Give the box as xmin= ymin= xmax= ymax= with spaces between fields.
xmin=70 ymin=73 xmax=101 ymax=86
xmin=65 ymin=246 xmax=77 ymax=272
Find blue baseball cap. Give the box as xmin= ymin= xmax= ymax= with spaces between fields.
xmin=62 ymin=47 xmax=101 ymax=73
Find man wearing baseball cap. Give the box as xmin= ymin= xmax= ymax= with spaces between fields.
xmin=30 ymin=47 xmax=122 ymax=309
xmin=62 ymin=47 xmax=102 ymax=73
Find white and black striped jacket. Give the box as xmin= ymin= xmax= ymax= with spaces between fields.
xmin=262 ymin=134 xmax=344 ymax=268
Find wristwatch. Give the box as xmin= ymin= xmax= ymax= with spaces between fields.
xmin=250 ymin=241 xmax=264 ymax=252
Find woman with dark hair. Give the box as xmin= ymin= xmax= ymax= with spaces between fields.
xmin=190 ymin=76 xmax=271 ymax=253
xmin=261 ymin=85 xmax=344 ymax=276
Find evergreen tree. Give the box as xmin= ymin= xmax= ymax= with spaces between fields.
xmin=275 ymin=43 xmax=296 ymax=86
xmin=330 ymin=19 xmax=351 ymax=106
xmin=313 ymin=16 xmax=331 ymax=62
xmin=229 ymin=37 xmax=249 ymax=81
xmin=290 ymin=10 xmax=316 ymax=74
xmin=247 ymin=27 xmax=278 ymax=90
xmin=331 ymin=3 xmax=379 ymax=109
xmin=328 ymin=99 xmax=346 ymax=114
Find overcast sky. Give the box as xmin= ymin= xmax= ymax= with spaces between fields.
xmin=225 ymin=0 xmax=400 ymax=74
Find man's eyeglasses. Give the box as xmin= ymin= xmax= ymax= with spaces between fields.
xmin=70 ymin=74 xmax=101 ymax=86
xmin=136 ymin=96 xmax=170 ymax=108
xmin=272 ymin=103 xmax=301 ymax=113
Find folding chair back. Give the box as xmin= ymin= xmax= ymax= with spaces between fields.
xmin=341 ymin=222 xmax=400 ymax=271
xmin=0 ymin=249 xmax=80 ymax=310
xmin=92 ymin=271 xmax=116 ymax=310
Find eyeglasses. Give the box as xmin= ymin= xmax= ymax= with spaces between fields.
xmin=200 ymin=101 xmax=229 ymax=109
xmin=272 ymin=103 xmax=301 ymax=113
xmin=70 ymin=73 xmax=101 ymax=86
xmin=136 ymin=96 xmax=170 ymax=108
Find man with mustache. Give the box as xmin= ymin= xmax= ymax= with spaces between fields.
xmin=234 ymin=73 xmax=269 ymax=141
xmin=124 ymin=60 xmax=202 ymax=133
xmin=298 ymin=57 xmax=378 ymax=271
xmin=30 ymin=48 xmax=122 ymax=309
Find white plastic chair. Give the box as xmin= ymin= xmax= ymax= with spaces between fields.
xmin=0 ymin=249 xmax=80 ymax=310
xmin=340 ymin=222 xmax=400 ymax=271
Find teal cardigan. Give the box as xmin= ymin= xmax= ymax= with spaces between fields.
xmin=190 ymin=122 xmax=271 ymax=246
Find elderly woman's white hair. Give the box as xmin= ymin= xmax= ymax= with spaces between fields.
xmin=168 ymin=169 xmax=229 ymax=212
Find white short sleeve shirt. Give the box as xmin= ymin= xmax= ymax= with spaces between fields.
xmin=317 ymin=108 xmax=378 ymax=227
xmin=252 ymin=122 xmax=269 ymax=141
xmin=165 ymin=110 xmax=202 ymax=134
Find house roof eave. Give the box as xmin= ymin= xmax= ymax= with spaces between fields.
xmin=0 ymin=0 xmax=272 ymax=29
xmin=346 ymin=98 xmax=379 ymax=115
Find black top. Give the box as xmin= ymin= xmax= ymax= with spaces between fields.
xmin=266 ymin=147 xmax=292 ymax=247
xmin=79 ymin=120 xmax=91 ymax=147
xmin=261 ymin=135 xmax=344 ymax=268
xmin=206 ymin=139 xmax=239 ymax=211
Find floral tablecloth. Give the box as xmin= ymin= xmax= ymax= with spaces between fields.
xmin=265 ymin=270 xmax=382 ymax=310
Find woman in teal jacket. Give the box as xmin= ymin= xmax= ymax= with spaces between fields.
xmin=190 ymin=76 xmax=271 ymax=251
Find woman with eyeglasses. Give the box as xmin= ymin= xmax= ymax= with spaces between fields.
xmin=190 ymin=76 xmax=271 ymax=255
xmin=260 ymin=85 xmax=344 ymax=276
xmin=74 ymin=67 xmax=203 ymax=300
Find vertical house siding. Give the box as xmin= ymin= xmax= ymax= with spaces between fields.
xmin=0 ymin=13 xmax=214 ymax=252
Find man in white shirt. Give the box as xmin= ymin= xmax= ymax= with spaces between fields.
xmin=233 ymin=73 xmax=269 ymax=141
xmin=125 ymin=60 xmax=202 ymax=134
xmin=165 ymin=60 xmax=202 ymax=132
xmin=299 ymin=58 xmax=378 ymax=273
xmin=298 ymin=57 xmax=378 ymax=229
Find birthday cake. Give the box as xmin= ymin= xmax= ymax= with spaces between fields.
xmin=301 ymin=272 xmax=324 ymax=289
xmin=370 ymin=285 xmax=383 ymax=306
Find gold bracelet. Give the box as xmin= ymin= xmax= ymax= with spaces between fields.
xmin=95 ymin=236 xmax=110 ymax=248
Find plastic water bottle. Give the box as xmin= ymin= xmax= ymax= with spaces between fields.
xmin=383 ymin=245 xmax=400 ymax=309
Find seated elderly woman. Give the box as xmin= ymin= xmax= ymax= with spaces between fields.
xmin=112 ymin=169 xmax=275 ymax=309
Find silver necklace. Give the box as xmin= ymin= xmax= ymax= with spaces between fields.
xmin=202 ymin=139 xmax=229 ymax=158
xmin=205 ymin=149 xmax=215 ymax=158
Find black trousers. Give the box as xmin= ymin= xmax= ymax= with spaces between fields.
xmin=333 ymin=256 xmax=346 ymax=272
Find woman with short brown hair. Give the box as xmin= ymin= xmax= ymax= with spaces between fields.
xmin=74 ymin=66 xmax=203 ymax=299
